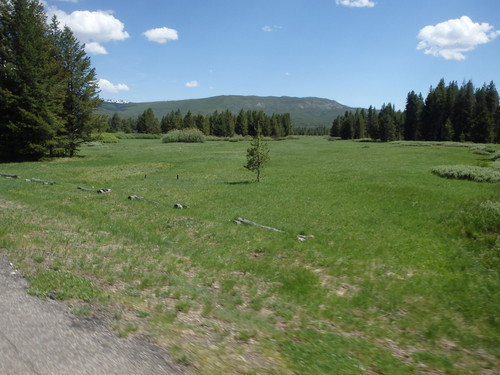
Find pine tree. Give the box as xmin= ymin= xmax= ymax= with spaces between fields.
xmin=453 ymin=81 xmax=475 ymax=141
xmin=366 ymin=106 xmax=379 ymax=140
xmin=494 ymin=107 xmax=500 ymax=143
xmin=472 ymin=87 xmax=494 ymax=143
xmin=485 ymin=81 xmax=499 ymax=116
xmin=209 ymin=110 xmax=224 ymax=136
xmin=137 ymin=108 xmax=160 ymax=134
xmin=378 ymin=103 xmax=396 ymax=142
xmin=221 ymin=110 xmax=235 ymax=137
xmin=109 ymin=113 xmax=122 ymax=132
xmin=183 ymin=110 xmax=195 ymax=129
xmin=235 ymin=110 xmax=248 ymax=136
xmin=194 ymin=114 xmax=210 ymax=135
xmin=339 ymin=111 xmax=354 ymax=139
xmin=270 ymin=114 xmax=283 ymax=138
xmin=404 ymin=91 xmax=423 ymax=140
xmin=245 ymin=131 xmax=270 ymax=183
xmin=422 ymin=79 xmax=447 ymax=141
xmin=280 ymin=113 xmax=292 ymax=136
xmin=330 ymin=117 xmax=341 ymax=137
xmin=50 ymin=20 xmax=102 ymax=156
xmin=161 ymin=111 xmax=176 ymax=133
xmin=0 ymin=0 xmax=63 ymax=161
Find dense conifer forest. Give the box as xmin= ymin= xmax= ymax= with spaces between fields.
xmin=107 ymin=109 xmax=293 ymax=138
xmin=331 ymin=79 xmax=500 ymax=143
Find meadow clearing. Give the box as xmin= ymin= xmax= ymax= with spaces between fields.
xmin=0 ymin=137 xmax=498 ymax=374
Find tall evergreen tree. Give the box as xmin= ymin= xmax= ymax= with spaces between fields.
xmin=472 ymin=86 xmax=494 ymax=143
xmin=330 ymin=117 xmax=341 ymax=137
xmin=422 ymin=79 xmax=447 ymax=141
xmin=137 ymin=108 xmax=160 ymax=134
xmin=194 ymin=114 xmax=210 ymax=135
xmin=182 ymin=110 xmax=195 ymax=129
xmin=339 ymin=111 xmax=354 ymax=139
xmin=221 ymin=110 xmax=235 ymax=136
xmin=366 ymin=106 xmax=379 ymax=140
xmin=235 ymin=110 xmax=248 ymax=136
xmin=452 ymin=80 xmax=475 ymax=141
xmin=0 ymin=0 xmax=63 ymax=161
xmin=485 ymin=81 xmax=499 ymax=115
xmin=50 ymin=20 xmax=101 ymax=156
xmin=109 ymin=113 xmax=122 ymax=132
xmin=354 ymin=109 xmax=366 ymax=139
xmin=280 ymin=113 xmax=292 ymax=136
xmin=495 ymin=107 xmax=500 ymax=143
xmin=378 ymin=103 xmax=396 ymax=142
xmin=404 ymin=91 xmax=423 ymax=140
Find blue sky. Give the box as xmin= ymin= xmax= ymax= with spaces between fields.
xmin=45 ymin=0 xmax=500 ymax=110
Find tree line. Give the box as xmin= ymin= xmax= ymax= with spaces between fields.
xmin=107 ymin=109 xmax=293 ymax=138
xmin=0 ymin=0 xmax=102 ymax=161
xmin=331 ymin=79 xmax=500 ymax=143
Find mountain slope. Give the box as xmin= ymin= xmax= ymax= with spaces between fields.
xmin=97 ymin=95 xmax=355 ymax=127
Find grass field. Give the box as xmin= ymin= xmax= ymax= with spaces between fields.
xmin=0 ymin=137 xmax=498 ymax=374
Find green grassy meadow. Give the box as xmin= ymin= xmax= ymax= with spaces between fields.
xmin=0 ymin=137 xmax=498 ymax=374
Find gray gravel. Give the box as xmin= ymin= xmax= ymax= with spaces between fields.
xmin=0 ymin=254 xmax=184 ymax=375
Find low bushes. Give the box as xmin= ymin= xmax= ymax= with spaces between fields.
xmin=97 ymin=133 xmax=121 ymax=143
xmin=205 ymin=135 xmax=250 ymax=142
xmin=115 ymin=132 xmax=162 ymax=139
xmin=162 ymin=128 xmax=206 ymax=143
xmin=431 ymin=165 xmax=500 ymax=183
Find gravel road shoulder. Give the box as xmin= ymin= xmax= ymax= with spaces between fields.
xmin=0 ymin=253 xmax=184 ymax=375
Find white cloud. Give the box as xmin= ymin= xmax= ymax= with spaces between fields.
xmin=84 ymin=42 xmax=108 ymax=55
xmin=47 ymin=7 xmax=129 ymax=55
xmin=143 ymin=27 xmax=179 ymax=44
xmin=417 ymin=16 xmax=500 ymax=60
xmin=98 ymin=79 xmax=130 ymax=93
xmin=336 ymin=0 xmax=376 ymax=8
xmin=185 ymin=80 xmax=199 ymax=88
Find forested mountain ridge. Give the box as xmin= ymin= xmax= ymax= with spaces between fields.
xmin=98 ymin=95 xmax=355 ymax=127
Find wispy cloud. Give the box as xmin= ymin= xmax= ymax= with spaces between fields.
xmin=143 ymin=27 xmax=179 ymax=44
xmin=185 ymin=80 xmax=199 ymax=88
xmin=47 ymin=7 xmax=129 ymax=55
xmin=98 ymin=79 xmax=130 ymax=93
xmin=336 ymin=0 xmax=376 ymax=8
xmin=262 ymin=25 xmax=282 ymax=32
xmin=417 ymin=16 xmax=500 ymax=60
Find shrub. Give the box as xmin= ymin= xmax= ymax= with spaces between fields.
xmin=97 ymin=133 xmax=121 ymax=143
xmin=431 ymin=165 xmax=500 ymax=183
xmin=162 ymin=128 xmax=206 ymax=143
xmin=392 ymin=141 xmax=478 ymax=148
xmin=490 ymin=160 xmax=500 ymax=171
xmin=391 ymin=141 xmax=432 ymax=147
xmin=472 ymin=150 xmax=491 ymax=156
xmin=205 ymin=135 xmax=250 ymax=142
xmin=115 ymin=132 xmax=162 ymax=139
xmin=353 ymin=138 xmax=377 ymax=143
xmin=490 ymin=151 xmax=500 ymax=161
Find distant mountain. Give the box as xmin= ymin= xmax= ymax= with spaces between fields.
xmin=97 ymin=95 xmax=356 ymax=127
